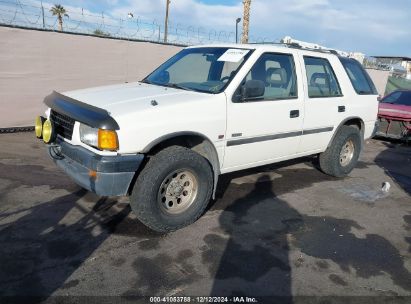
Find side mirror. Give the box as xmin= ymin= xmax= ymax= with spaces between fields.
xmin=241 ymin=80 xmax=265 ymax=101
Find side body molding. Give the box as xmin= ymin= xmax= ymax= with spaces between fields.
xmin=44 ymin=91 xmax=120 ymax=130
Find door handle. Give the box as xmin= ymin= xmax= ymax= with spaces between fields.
xmin=338 ymin=106 xmax=346 ymax=113
xmin=290 ymin=110 xmax=299 ymax=118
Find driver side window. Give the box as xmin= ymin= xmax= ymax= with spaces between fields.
xmin=236 ymin=53 xmax=298 ymax=102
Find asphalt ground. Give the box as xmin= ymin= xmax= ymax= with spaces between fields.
xmin=0 ymin=132 xmax=410 ymax=303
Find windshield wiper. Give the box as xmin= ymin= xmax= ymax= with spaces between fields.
xmin=140 ymin=80 xmax=189 ymax=91
xmin=142 ymin=80 xmax=209 ymax=93
xmin=166 ymin=83 xmax=195 ymax=92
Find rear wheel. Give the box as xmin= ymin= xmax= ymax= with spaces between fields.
xmin=130 ymin=146 xmax=213 ymax=232
xmin=319 ymin=125 xmax=361 ymax=177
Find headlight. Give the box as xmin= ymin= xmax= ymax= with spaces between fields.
xmin=80 ymin=124 xmax=98 ymax=148
xmin=80 ymin=124 xmax=119 ymax=151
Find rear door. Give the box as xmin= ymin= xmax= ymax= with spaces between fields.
xmin=298 ymin=54 xmax=345 ymax=153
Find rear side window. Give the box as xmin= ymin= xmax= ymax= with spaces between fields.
xmin=304 ymin=56 xmax=342 ymax=98
xmin=340 ymin=57 xmax=377 ymax=95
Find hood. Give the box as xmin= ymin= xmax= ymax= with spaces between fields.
xmin=62 ymin=81 xmax=208 ymax=116
xmin=378 ymin=102 xmax=411 ymax=121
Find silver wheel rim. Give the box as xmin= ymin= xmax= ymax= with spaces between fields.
xmin=339 ymin=139 xmax=355 ymax=167
xmin=158 ymin=169 xmax=198 ymax=214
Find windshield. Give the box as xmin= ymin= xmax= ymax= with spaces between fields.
xmin=143 ymin=47 xmax=252 ymax=94
xmin=382 ymin=91 xmax=411 ymax=106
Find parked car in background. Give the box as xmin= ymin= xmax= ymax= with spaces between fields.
xmin=376 ymin=90 xmax=411 ymax=142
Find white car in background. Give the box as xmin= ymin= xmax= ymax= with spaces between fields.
xmin=35 ymin=43 xmax=379 ymax=232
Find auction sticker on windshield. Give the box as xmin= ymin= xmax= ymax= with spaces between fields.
xmin=217 ymin=49 xmax=250 ymax=62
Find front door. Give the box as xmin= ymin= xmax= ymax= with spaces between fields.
xmin=223 ymin=52 xmax=304 ymax=172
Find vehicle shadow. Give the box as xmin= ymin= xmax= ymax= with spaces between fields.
xmin=0 ymin=187 xmax=155 ymax=300
xmin=212 ymin=156 xmax=318 ymax=204
xmin=204 ymin=175 xmax=297 ymax=300
xmin=1 ymin=145 xmax=410 ymax=299
xmin=204 ymin=167 xmax=411 ymax=298
xmin=374 ymin=140 xmax=411 ymax=196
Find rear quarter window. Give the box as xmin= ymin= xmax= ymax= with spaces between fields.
xmin=340 ymin=57 xmax=378 ymax=95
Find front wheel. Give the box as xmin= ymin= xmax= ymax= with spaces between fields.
xmin=319 ymin=125 xmax=362 ymax=177
xmin=130 ymin=146 xmax=213 ymax=233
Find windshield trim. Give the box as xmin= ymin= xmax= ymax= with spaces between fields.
xmin=141 ymin=47 xmax=255 ymax=95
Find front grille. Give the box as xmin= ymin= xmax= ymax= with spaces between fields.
xmin=50 ymin=110 xmax=75 ymax=140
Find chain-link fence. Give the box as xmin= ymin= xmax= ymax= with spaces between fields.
xmin=0 ymin=0 xmax=272 ymax=45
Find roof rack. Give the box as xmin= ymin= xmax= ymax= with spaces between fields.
xmin=249 ymin=41 xmax=342 ymax=56
xmin=250 ymin=35 xmax=352 ymax=57
xmin=285 ymin=42 xmax=341 ymax=55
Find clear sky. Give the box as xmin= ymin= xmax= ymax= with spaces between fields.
xmin=40 ymin=0 xmax=411 ymax=56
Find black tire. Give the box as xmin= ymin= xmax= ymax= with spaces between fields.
xmin=319 ymin=125 xmax=362 ymax=177
xmin=130 ymin=146 xmax=213 ymax=233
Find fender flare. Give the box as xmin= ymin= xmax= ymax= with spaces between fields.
xmin=327 ymin=116 xmax=365 ymax=150
xmin=142 ymin=131 xmax=221 ymax=199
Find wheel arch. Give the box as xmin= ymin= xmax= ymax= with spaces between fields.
xmin=328 ymin=116 xmax=365 ymax=149
xmin=142 ymin=131 xmax=221 ymax=199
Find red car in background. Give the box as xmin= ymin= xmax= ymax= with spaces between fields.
xmin=376 ymin=90 xmax=411 ymax=142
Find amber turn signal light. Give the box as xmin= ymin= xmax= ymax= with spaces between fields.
xmin=98 ymin=129 xmax=118 ymax=151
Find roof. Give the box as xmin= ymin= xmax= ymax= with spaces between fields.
xmin=373 ymin=56 xmax=411 ymax=61
xmin=188 ymin=43 xmax=340 ymax=56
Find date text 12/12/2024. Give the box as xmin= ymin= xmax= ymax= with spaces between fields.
xmin=150 ymin=296 xmax=258 ymax=303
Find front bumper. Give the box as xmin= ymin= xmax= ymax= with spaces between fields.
xmin=49 ymin=138 xmax=144 ymax=196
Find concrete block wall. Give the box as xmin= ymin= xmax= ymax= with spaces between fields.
xmin=0 ymin=26 xmax=181 ymax=127
xmin=365 ymin=68 xmax=390 ymax=97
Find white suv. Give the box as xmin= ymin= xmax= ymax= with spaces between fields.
xmin=35 ymin=44 xmax=379 ymax=232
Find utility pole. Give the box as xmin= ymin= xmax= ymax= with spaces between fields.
xmin=40 ymin=0 xmax=45 ymax=29
xmin=241 ymin=0 xmax=251 ymax=44
xmin=235 ymin=18 xmax=241 ymax=43
xmin=164 ymin=0 xmax=170 ymax=43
